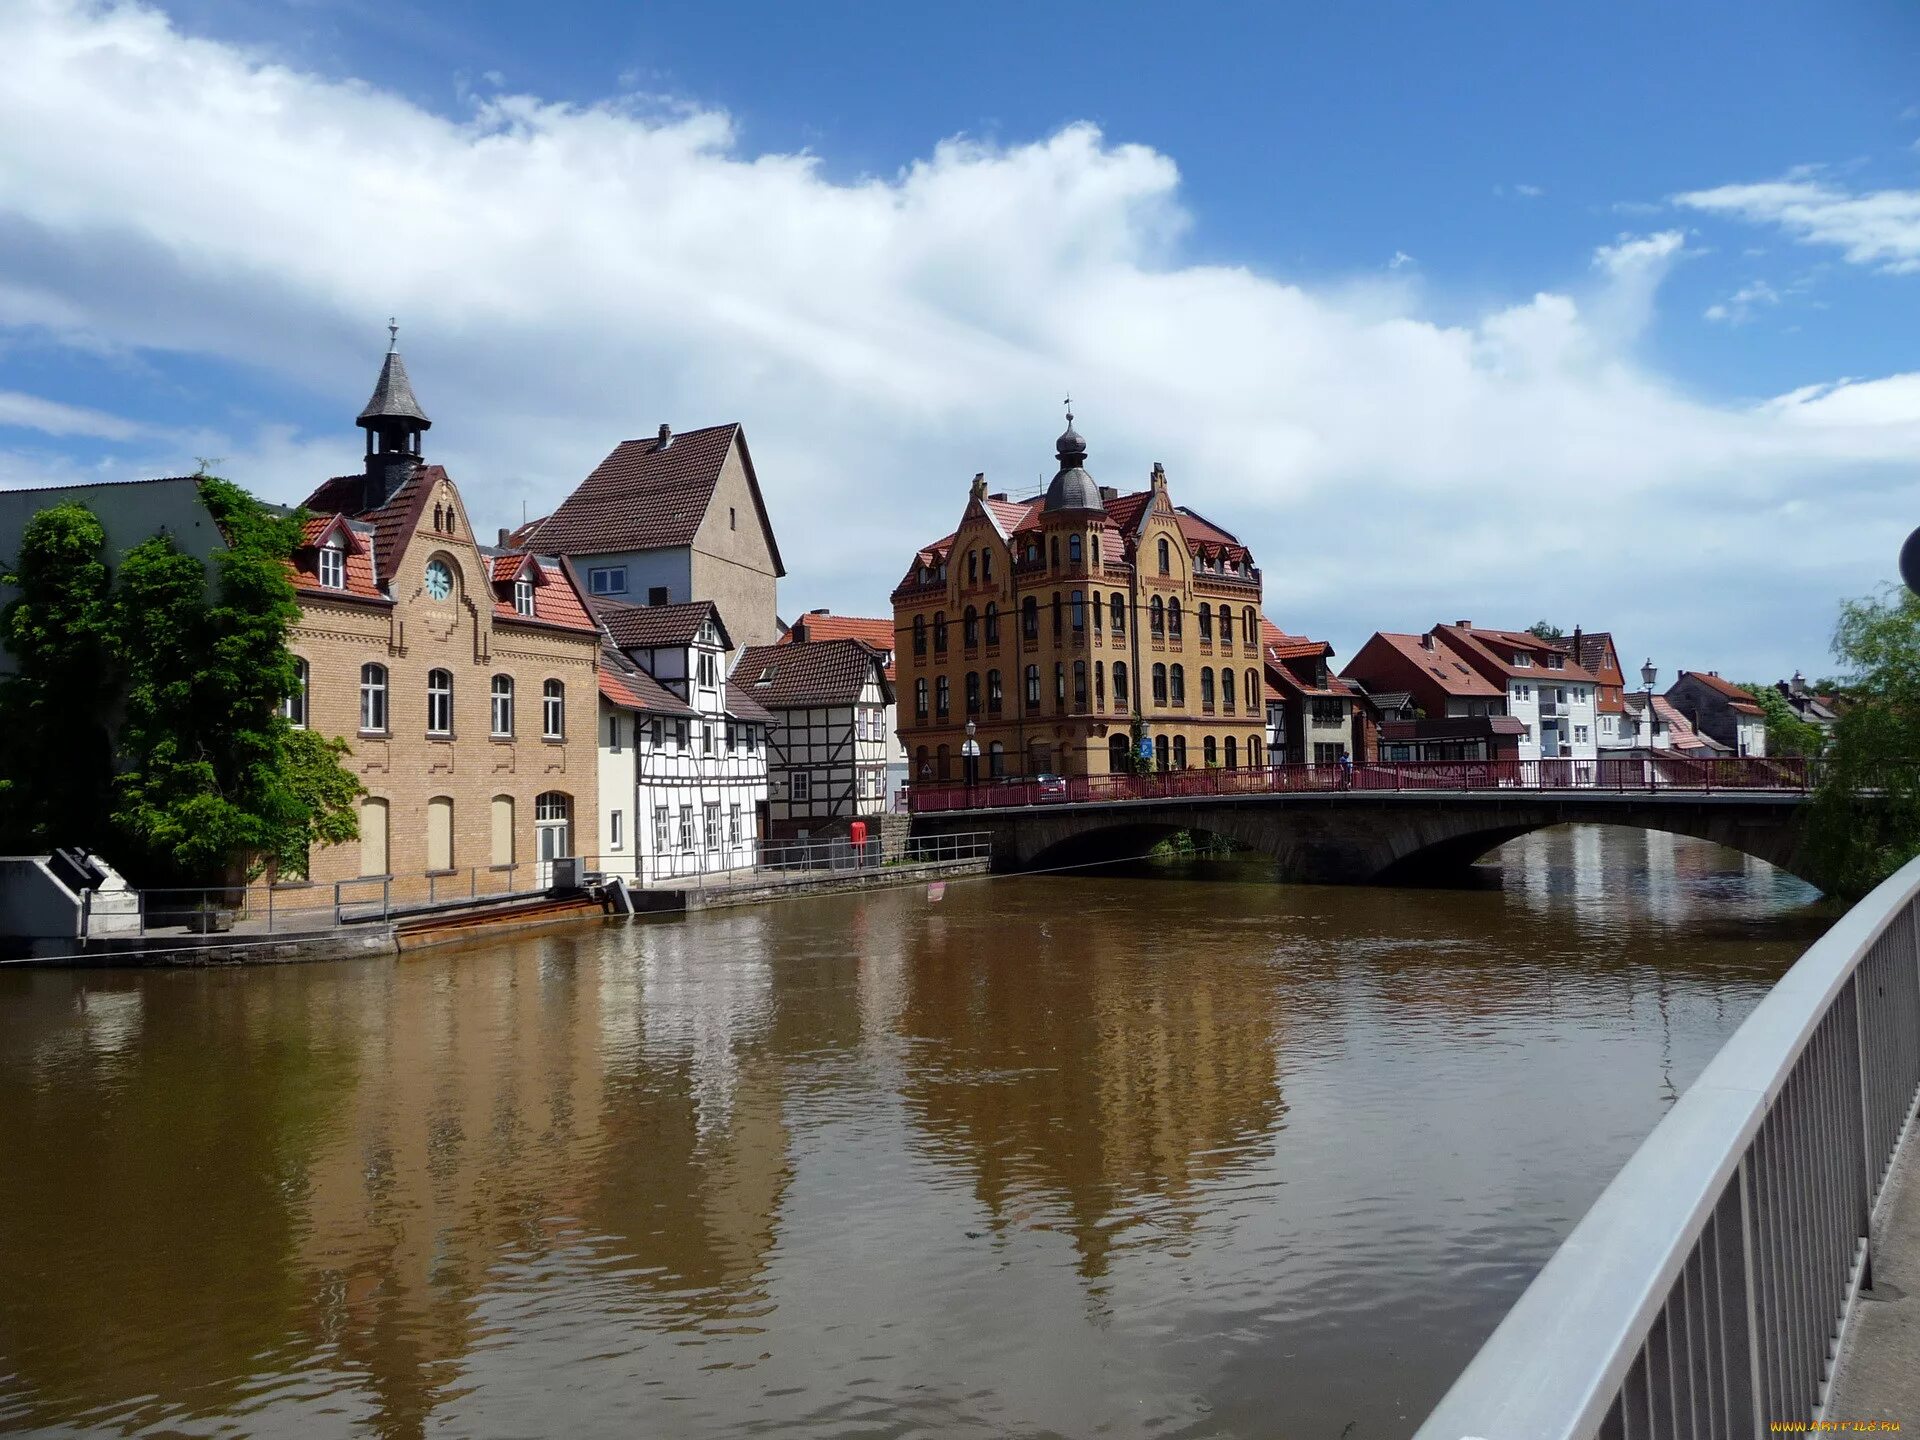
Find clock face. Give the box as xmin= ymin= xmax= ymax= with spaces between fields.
xmin=424 ymin=559 xmax=453 ymax=601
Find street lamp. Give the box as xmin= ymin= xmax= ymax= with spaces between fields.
xmin=1640 ymin=658 xmax=1657 ymax=751
xmin=962 ymin=718 xmax=980 ymax=799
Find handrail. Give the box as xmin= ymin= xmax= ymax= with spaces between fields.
xmin=1415 ymin=851 xmax=1920 ymax=1440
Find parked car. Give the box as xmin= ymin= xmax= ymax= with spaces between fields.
xmin=1032 ymin=772 xmax=1069 ymax=799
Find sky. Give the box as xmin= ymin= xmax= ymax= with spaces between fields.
xmin=3 ymin=0 xmax=1920 ymax=680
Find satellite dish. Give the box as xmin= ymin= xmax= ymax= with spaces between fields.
xmin=1903 ymin=527 xmax=1920 ymax=597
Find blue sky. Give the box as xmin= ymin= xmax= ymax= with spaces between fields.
xmin=4 ymin=0 xmax=1920 ymax=678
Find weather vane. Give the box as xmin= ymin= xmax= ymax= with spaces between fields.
xmin=388 ymin=316 xmax=399 ymax=352
xmin=1064 ymin=393 xmax=1073 ymax=426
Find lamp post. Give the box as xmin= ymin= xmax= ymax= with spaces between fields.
xmin=962 ymin=718 xmax=980 ymax=801
xmin=1641 ymin=658 xmax=1657 ymax=753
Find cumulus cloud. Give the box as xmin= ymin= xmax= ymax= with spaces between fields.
xmin=0 ymin=390 xmax=149 ymax=440
xmin=1676 ymin=175 xmax=1920 ymax=273
xmin=1704 ymin=280 xmax=1781 ymax=325
xmin=0 ymin=0 xmax=1915 ymax=679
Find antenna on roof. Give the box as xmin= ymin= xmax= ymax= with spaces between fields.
xmin=387 ymin=316 xmax=399 ymax=353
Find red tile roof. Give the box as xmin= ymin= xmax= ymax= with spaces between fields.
xmin=489 ymin=554 xmax=596 ymax=634
xmin=596 ymin=599 xmax=725 ymax=652
xmin=597 ymin=647 xmax=697 ymax=717
xmin=1679 ymin=670 xmax=1758 ymax=703
xmin=736 ymin=638 xmax=892 ymax=709
xmin=1353 ymin=632 xmax=1505 ymax=697
xmin=781 ymin=611 xmax=897 ymax=681
xmin=1434 ymin=624 xmax=1599 ymax=684
xmin=287 ymin=517 xmax=385 ymax=605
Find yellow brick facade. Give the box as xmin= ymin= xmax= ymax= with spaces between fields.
xmin=290 ymin=473 xmax=600 ymax=895
xmin=894 ymin=464 xmax=1271 ymax=784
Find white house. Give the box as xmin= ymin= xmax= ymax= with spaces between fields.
xmin=1430 ymin=623 xmax=1600 ymax=763
xmin=591 ymin=599 xmax=771 ymax=883
xmin=732 ymin=638 xmax=893 ymax=840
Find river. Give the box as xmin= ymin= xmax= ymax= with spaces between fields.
xmin=0 ymin=826 xmax=1826 ymax=1439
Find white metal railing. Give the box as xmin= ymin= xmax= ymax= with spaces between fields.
xmin=581 ymin=831 xmax=992 ymax=894
xmin=1416 ymin=852 xmax=1920 ymax=1440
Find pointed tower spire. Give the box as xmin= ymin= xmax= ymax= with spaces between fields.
xmin=357 ymin=321 xmax=431 ymax=506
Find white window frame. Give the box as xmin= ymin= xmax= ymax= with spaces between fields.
xmin=610 ymin=809 xmax=624 ymax=849
xmin=427 ymin=669 xmax=453 ymax=736
xmin=704 ymin=802 xmax=720 ymax=852
xmin=490 ymin=675 xmax=514 ymax=736
xmin=792 ymin=771 xmax=811 ymax=802
xmin=653 ymin=808 xmax=669 ymax=854
xmin=514 ymin=577 xmax=535 ymax=616
xmin=283 ymin=656 xmax=309 ymax=728
xmin=542 ymin=680 xmax=565 ymax=739
xmin=678 ymin=804 xmax=694 ymax=853
xmin=360 ymin=663 xmax=388 ymax=733
xmin=317 ymin=544 xmax=345 ymax=589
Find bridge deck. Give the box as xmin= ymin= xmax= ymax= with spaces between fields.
xmin=1825 ymin=1118 xmax=1920 ymax=1423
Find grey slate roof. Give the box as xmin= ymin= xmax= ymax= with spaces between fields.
xmin=595 ymin=598 xmax=727 ymax=652
xmin=735 ymin=639 xmax=892 ymax=709
xmin=358 ymin=350 xmax=431 ymax=428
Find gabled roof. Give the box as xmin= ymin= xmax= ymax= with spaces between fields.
xmin=1347 ymin=632 xmax=1504 ymax=698
xmin=725 ymin=682 xmax=774 ymax=723
xmin=597 ymin=647 xmax=697 ymax=717
xmin=781 ymin=611 xmax=897 ymax=681
xmin=298 ymin=514 xmax=365 ymax=552
xmin=1433 ymin=624 xmax=1599 ymax=684
xmin=595 ymin=598 xmax=728 ymax=652
xmin=736 ymin=638 xmax=892 ymax=709
xmin=484 ymin=551 xmax=596 ymax=633
xmin=287 ymin=516 xmax=385 ymax=605
xmin=1677 ymin=670 xmax=1758 ymax=704
xmin=516 ymin=423 xmax=786 ymax=575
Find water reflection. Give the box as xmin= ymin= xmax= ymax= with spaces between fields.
xmin=0 ymin=826 xmax=1824 ymax=1439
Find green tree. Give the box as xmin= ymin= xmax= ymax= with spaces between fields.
xmin=1803 ymin=588 xmax=1920 ymax=898
xmin=1527 ymin=620 xmax=1565 ymax=640
xmin=1738 ymin=682 xmax=1826 ymax=759
xmin=0 ymin=504 xmax=118 ymax=852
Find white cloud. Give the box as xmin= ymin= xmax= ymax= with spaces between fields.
xmin=1514 ymin=183 xmax=1545 ymax=198
xmin=1704 ymin=279 xmax=1781 ymax=326
xmin=1676 ymin=175 xmax=1920 ymax=273
xmin=1387 ymin=250 xmax=1415 ymax=270
xmin=0 ymin=389 xmax=147 ymax=440
xmin=0 ymin=0 xmax=1913 ymax=680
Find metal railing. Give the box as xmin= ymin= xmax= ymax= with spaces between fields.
xmin=908 ymin=756 xmax=1820 ymax=813
xmin=1415 ymin=851 xmax=1920 ymax=1440
xmin=579 ymin=831 xmax=992 ymax=895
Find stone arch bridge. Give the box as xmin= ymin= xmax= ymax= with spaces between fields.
xmin=911 ymin=787 xmax=1815 ymax=886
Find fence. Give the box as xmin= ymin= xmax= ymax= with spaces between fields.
xmin=909 ymin=756 xmax=1818 ymax=813
xmin=579 ymin=831 xmax=993 ymax=894
xmin=1414 ymin=850 xmax=1920 ymax=1440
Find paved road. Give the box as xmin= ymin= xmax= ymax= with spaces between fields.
xmin=1826 ymin=1122 xmax=1920 ymax=1424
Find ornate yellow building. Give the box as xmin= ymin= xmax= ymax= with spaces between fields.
xmin=892 ymin=418 xmax=1269 ymax=783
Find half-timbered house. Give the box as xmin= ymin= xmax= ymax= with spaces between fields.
xmin=733 ymin=639 xmax=892 ymax=840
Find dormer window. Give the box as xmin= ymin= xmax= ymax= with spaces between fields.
xmin=318 ymin=543 xmax=345 ymax=589
xmin=1546 ymin=653 xmax=1564 ymax=670
xmin=1513 ymin=652 xmax=1532 ymax=667
xmin=514 ymin=578 xmax=534 ymax=616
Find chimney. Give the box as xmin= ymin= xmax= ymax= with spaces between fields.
xmin=1572 ymin=624 xmax=1583 ymax=649
xmin=1790 ymin=670 xmax=1807 ymax=697
xmin=1455 ymin=620 xmax=1472 ymax=629
xmin=497 ymin=527 xmax=512 ymax=548
xmin=1099 ymin=485 xmax=1118 ymax=502
xmin=989 ymin=491 xmax=1009 ymax=502
xmin=1150 ymin=462 xmax=1168 ymax=495
xmin=1421 ymin=634 xmax=1436 ymax=651
xmin=809 ymin=607 xmax=829 ymax=615
xmin=656 ymin=423 xmax=673 ymax=450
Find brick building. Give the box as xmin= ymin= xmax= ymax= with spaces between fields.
xmin=892 ymin=416 xmax=1270 ymax=783
xmin=286 ymin=341 xmax=601 ymax=890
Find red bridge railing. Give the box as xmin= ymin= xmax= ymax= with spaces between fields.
xmin=907 ymin=756 xmax=1817 ymax=814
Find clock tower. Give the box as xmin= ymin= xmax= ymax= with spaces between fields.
xmin=357 ymin=318 xmax=432 ymax=509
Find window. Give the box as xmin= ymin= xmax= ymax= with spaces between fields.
xmin=1155 ymin=734 xmax=1169 ymax=772
xmin=982 ymin=551 xmax=992 ymax=582
xmin=282 ymin=656 xmax=309 ymax=727
xmin=1250 ymin=736 xmax=1263 ymax=768
xmin=1023 ymin=596 xmax=1039 ymax=640
xmin=1312 ymin=698 xmax=1344 ymax=724
xmin=792 ymin=772 xmax=811 ymax=802
xmin=1225 ymin=736 xmax=1238 ymax=769
xmin=1514 ymin=652 xmax=1532 ymax=667
xmin=1315 ymin=741 xmax=1342 ymax=766
xmin=1158 ymin=537 xmax=1171 ymax=575
xmin=491 ymin=674 xmax=514 ymax=736
xmin=936 ymin=675 xmax=950 ymax=718
xmin=1198 ymin=603 xmax=1213 ymax=642
xmin=427 ymin=668 xmax=453 ymax=735
xmin=674 ymin=719 xmax=687 ymax=749
xmin=1222 ymin=667 xmax=1237 ymax=712
xmin=744 ymin=724 xmax=757 ymax=753
xmin=964 ymin=606 xmax=979 ymax=647
xmin=542 ymin=680 xmax=565 ymax=739
xmin=1201 ymin=668 xmax=1216 ymax=710
xmin=937 ymin=744 xmax=951 ymax=781
xmin=1173 ymin=735 xmax=1187 ymax=769
xmin=1168 ymin=598 xmax=1183 ymax=640
xmin=965 ymin=671 xmax=981 ymax=715
xmin=588 ymin=567 xmax=627 ymax=595
xmin=360 ymin=663 xmax=388 ymax=732
xmin=611 ymin=713 xmax=625 ymax=751
xmin=610 ymin=809 xmax=624 ymax=850
xmin=1052 ymin=592 xmax=1062 ymax=640
xmin=967 ymin=550 xmax=978 ymax=585
xmin=989 ymin=740 xmax=1005 ymax=778
xmin=1025 ymin=664 xmax=1040 ymax=707
xmin=491 ymin=795 xmax=514 ymax=866
xmin=1151 ymin=596 xmax=1165 ymax=636
xmin=1546 ymin=653 xmax=1564 ymax=670
xmin=1114 ymin=661 xmax=1129 ymax=706
xmin=1074 ymin=660 xmax=1088 ymax=708
xmin=1170 ymin=664 xmax=1186 ymax=706
xmin=653 ymin=808 xmax=669 ymax=854
xmin=359 ymin=797 xmax=390 ymax=876
xmin=913 ymin=615 xmax=927 ymax=656
xmin=426 ymin=796 xmax=454 ymax=870
xmin=702 ymin=723 xmax=713 ymax=755
xmin=514 ymin=578 xmax=534 ymax=616
xmin=318 ymin=544 xmax=345 ymax=589
xmin=1109 ymin=733 xmax=1130 ymax=772
xmin=648 ymin=586 xmax=670 ymax=606
xmin=1111 ymin=594 xmax=1126 ymax=635
xmin=1205 ymin=736 xmax=1218 ymax=766
xmin=1091 ymin=591 xmax=1102 ymax=635
xmin=1051 ymin=536 xmax=1060 ymax=569
xmin=1247 ymin=670 xmax=1260 ymax=714
xmin=650 ymin=717 xmax=664 ymax=747
xmin=678 ymin=804 xmax=694 ymax=852
xmin=987 ymin=668 xmax=1003 ymax=713
xmin=705 ymin=802 xmax=720 ymax=852
xmin=729 ymin=805 xmax=741 ymax=845
xmin=1069 ymin=534 xmax=1083 ymax=565
xmin=915 ymin=678 xmax=929 ymax=720
xmin=984 ymin=602 xmax=999 ymax=645
xmin=729 ymin=506 xmax=737 ymax=530
xmin=934 ymin=612 xmax=948 ymax=654
xmin=1094 ymin=661 xmax=1105 ymax=708
xmin=1071 ymin=590 xmax=1085 ymax=633
xmin=1152 ymin=663 xmax=1168 ymax=706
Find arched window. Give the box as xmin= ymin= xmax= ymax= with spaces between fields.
xmin=913 ymin=615 xmax=927 ymax=656
xmin=1073 ymin=659 xmax=1088 ymax=709
xmin=1050 ymin=536 xmax=1060 ymax=569
xmin=427 ymin=668 xmax=453 ymax=735
xmin=427 ymin=795 xmax=454 ymax=869
xmin=1152 ymin=663 xmax=1168 ymax=706
xmin=985 ymin=602 xmax=999 ymax=644
xmin=1204 ymin=736 xmax=1218 ymax=766
xmin=490 ymin=674 xmax=514 ymax=736
xmin=1022 ymin=596 xmax=1039 ymax=640
xmin=915 ymin=678 xmax=929 ymax=719
xmin=1173 ymin=735 xmax=1187 ymax=769
xmin=987 ymin=668 xmax=1003 ymax=713
xmin=936 ymin=675 xmax=950 ymax=717
xmin=1025 ymin=664 xmax=1040 ymax=707
xmin=936 ymin=744 xmax=952 ymax=781
xmin=916 ymin=745 xmax=930 ymax=780
xmin=1052 ymin=591 xmax=1063 ymax=639
xmin=1225 ymin=736 xmax=1238 ymax=770
xmin=542 ymin=679 xmax=565 ymax=739
xmin=1222 ymin=667 xmax=1237 ymax=712
xmin=982 ymin=550 xmax=992 ymax=583
xmin=1170 ymin=664 xmax=1186 ymax=706
xmin=360 ymin=662 xmax=388 ymax=733
xmin=1114 ymin=661 xmax=1130 ymax=706
xmin=358 ymin=796 xmax=389 ymax=876
xmin=1151 ymin=596 xmax=1165 ymax=635
xmin=1155 ymin=734 xmax=1170 ymax=771
xmin=1091 ymin=590 xmax=1103 ymax=635
xmin=934 ymin=611 xmax=948 ymax=654
xmin=1158 ymin=537 xmax=1172 ymax=575
xmin=1201 ymin=668 xmax=1216 ymax=709
xmin=1198 ymin=603 xmax=1213 ymax=641
xmin=1069 ymin=534 xmax=1083 ymax=565
xmin=988 ymin=740 xmax=1006 ymax=778
xmin=282 ymin=655 xmax=309 ymax=728
xmin=1111 ymin=593 xmax=1126 ymax=635
xmin=967 ymin=550 xmax=978 ymax=585
xmin=965 ymin=671 xmax=981 ymax=715
xmin=1108 ymin=733 xmax=1130 ymax=773
xmin=1248 ymin=670 xmax=1261 ymax=714
xmin=535 ymin=791 xmax=571 ymax=880
xmin=491 ymin=795 xmax=515 ymax=866
xmin=1094 ymin=661 xmax=1105 ymax=708
xmin=1053 ymin=661 xmax=1066 ymax=709
xmin=1244 ymin=608 xmax=1257 ymax=646
xmin=1071 ymin=590 xmax=1085 ymax=633
xmin=1249 ymin=735 xmax=1264 ymax=768
xmin=964 ymin=605 xmax=979 ymax=647
xmin=1168 ymin=598 xmax=1183 ymax=640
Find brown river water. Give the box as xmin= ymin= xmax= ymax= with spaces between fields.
xmin=0 ymin=826 xmax=1827 ymax=1439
